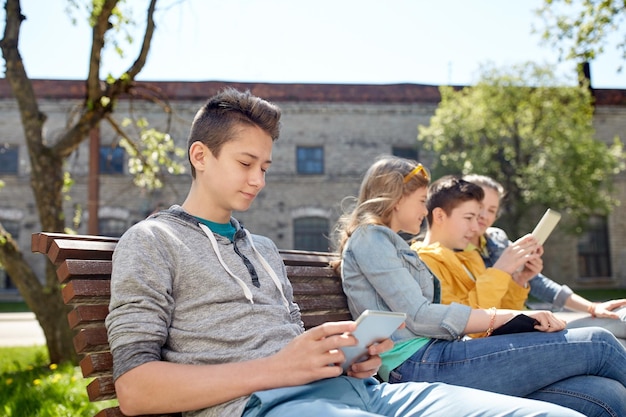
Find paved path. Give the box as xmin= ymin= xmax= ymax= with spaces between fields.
xmin=0 ymin=312 xmax=45 ymax=347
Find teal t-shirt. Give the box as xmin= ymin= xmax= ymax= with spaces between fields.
xmin=378 ymin=337 xmax=430 ymax=381
xmin=194 ymin=217 xmax=237 ymax=241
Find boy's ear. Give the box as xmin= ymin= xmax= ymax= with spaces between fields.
xmin=431 ymin=207 xmax=446 ymax=224
xmin=189 ymin=141 xmax=208 ymax=171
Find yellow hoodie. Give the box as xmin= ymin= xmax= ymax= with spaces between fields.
xmin=412 ymin=241 xmax=529 ymax=311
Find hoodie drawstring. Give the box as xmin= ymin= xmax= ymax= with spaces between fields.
xmin=198 ymin=224 xmax=290 ymax=311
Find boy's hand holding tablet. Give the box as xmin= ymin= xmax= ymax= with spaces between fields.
xmin=340 ymin=310 xmax=406 ymax=372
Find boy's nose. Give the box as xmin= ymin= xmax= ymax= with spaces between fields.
xmin=249 ymin=170 xmax=266 ymax=188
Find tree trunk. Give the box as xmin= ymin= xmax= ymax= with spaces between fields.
xmin=1 ymin=0 xmax=159 ymax=364
xmin=35 ymin=265 xmax=78 ymax=364
xmin=0 ymin=226 xmax=76 ymax=364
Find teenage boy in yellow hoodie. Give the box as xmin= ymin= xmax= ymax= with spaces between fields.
xmin=412 ymin=176 xmax=542 ymax=312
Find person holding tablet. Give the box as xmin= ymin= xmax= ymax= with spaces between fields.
xmin=335 ymin=156 xmax=626 ymax=417
xmin=106 ymin=89 xmax=584 ymax=417
xmin=463 ymin=173 xmax=626 ymax=343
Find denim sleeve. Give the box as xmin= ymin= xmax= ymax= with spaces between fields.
xmin=528 ymin=274 xmax=573 ymax=310
xmin=484 ymin=227 xmax=511 ymax=267
xmin=343 ymin=226 xmax=471 ymax=340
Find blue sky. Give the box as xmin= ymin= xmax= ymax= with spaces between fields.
xmin=3 ymin=0 xmax=625 ymax=88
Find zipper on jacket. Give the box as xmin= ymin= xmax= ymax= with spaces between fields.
xmin=233 ymin=238 xmax=260 ymax=288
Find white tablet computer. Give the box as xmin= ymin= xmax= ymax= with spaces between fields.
xmin=340 ymin=310 xmax=406 ymax=372
xmin=531 ymin=209 xmax=561 ymax=245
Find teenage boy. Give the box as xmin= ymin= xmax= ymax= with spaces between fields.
xmin=105 ymin=89 xmax=583 ymax=417
xmin=413 ymin=176 xmax=544 ymax=313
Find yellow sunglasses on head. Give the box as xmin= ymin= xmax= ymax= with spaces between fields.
xmin=403 ymin=164 xmax=430 ymax=184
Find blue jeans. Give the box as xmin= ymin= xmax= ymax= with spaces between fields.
xmin=389 ymin=327 xmax=626 ymax=417
xmin=242 ymin=376 xmax=583 ymax=416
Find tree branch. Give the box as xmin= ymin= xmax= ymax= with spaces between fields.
xmin=0 ymin=0 xmax=47 ymax=154
xmin=87 ymin=0 xmax=118 ymax=101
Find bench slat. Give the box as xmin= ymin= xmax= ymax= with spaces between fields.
xmin=285 ymin=264 xmax=338 ymax=278
xmin=296 ymin=295 xmax=348 ymax=310
xmin=280 ymin=250 xmax=339 ymax=267
xmin=291 ymin=279 xmax=344 ymax=295
xmin=94 ymin=407 xmax=181 ymax=417
xmin=94 ymin=407 xmax=125 ymax=417
xmin=302 ymin=313 xmax=353 ymax=328
xmin=86 ymin=376 xmax=117 ymax=402
xmin=62 ymin=280 xmax=111 ymax=305
xmin=57 ymin=259 xmax=113 ymax=283
xmin=74 ymin=327 xmax=110 ymax=354
xmin=80 ymin=352 xmax=113 ymax=378
xmin=31 ymin=232 xmax=119 ymax=256
xmin=49 ymin=239 xmax=116 ymax=265
xmin=68 ymin=305 xmax=109 ymax=329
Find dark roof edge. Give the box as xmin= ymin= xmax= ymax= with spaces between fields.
xmin=0 ymin=79 xmax=625 ymax=106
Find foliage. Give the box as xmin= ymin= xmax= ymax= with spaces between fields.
xmin=535 ymin=0 xmax=625 ymax=72
xmin=418 ymin=62 xmax=624 ymax=236
xmin=119 ymin=117 xmax=187 ymax=190
xmin=0 ymin=346 xmax=117 ymax=417
xmin=67 ymin=0 xmax=135 ymax=60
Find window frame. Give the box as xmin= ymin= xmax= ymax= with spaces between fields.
xmin=293 ymin=216 xmax=330 ymax=252
xmin=296 ymin=146 xmax=324 ymax=175
xmin=391 ymin=146 xmax=419 ymax=161
xmin=0 ymin=145 xmax=19 ymax=175
xmin=577 ymin=215 xmax=612 ymax=279
xmin=99 ymin=145 xmax=125 ymax=175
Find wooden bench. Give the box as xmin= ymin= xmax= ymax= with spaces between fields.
xmin=31 ymin=231 xmax=349 ymax=417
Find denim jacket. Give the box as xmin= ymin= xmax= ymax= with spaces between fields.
xmin=341 ymin=225 xmax=472 ymax=341
xmin=483 ymin=227 xmax=573 ymax=310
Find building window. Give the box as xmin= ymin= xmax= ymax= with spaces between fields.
xmin=392 ymin=146 xmax=419 ymax=161
xmin=100 ymin=146 xmax=125 ymax=174
xmin=577 ymin=215 xmax=611 ymax=278
xmin=99 ymin=218 xmax=127 ymax=238
xmin=1 ymin=220 xmax=19 ymax=290
xmin=294 ymin=217 xmax=329 ymax=252
xmin=296 ymin=146 xmax=324 ymax=175
xmin=0 ymin=145 xmax=19 ymax=175
xmin=0 ymin=265 xmax=16 ymax=290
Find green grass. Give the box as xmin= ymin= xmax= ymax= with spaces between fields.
xmin=573 ymin=288 xmax=626 ymax=301
xmin=526 ymin=288 xmax=626 ymax=306
xmin=0 ymin=302 xmax=30 ymax=313
xmin=0 ymin=346 xmax=117 ymax=417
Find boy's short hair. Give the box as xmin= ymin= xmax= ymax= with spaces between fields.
xmin=426 ymin=175 xmax=484 ymax=225
xmin=187 ymin=87 xmax=282 ymax=178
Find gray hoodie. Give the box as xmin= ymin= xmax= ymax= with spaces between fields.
xmin=106 ymin=205 xmax=303 ymax=417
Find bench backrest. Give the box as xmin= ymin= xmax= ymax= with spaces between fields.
xmin=31 ymin=232 xmax=349 ymax=417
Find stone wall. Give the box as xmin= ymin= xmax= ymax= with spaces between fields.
xmin=1 ymin=81 xmax=625 ymax=292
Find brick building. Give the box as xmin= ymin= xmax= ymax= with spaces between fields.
xmin=1 ymin=79 xmax=625 ymax=298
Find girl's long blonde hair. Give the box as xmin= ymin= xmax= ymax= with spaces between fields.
xmin=332 ymin=156 xmax=430 ymax=268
